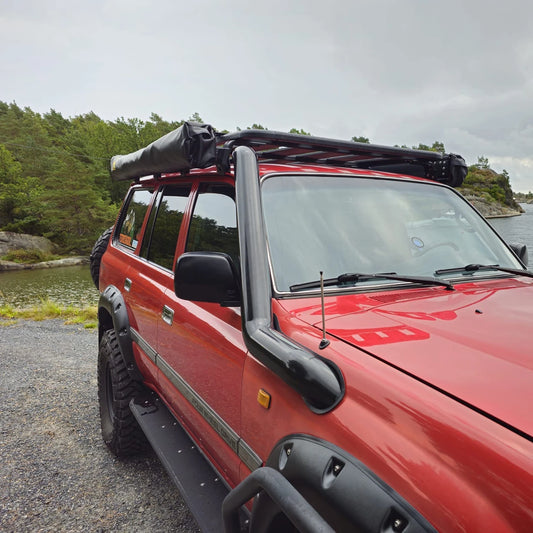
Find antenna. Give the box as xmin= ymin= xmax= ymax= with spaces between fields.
xmin=319 ymin=271 xmax=330 ymax=349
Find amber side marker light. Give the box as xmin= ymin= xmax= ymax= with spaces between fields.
xmin=257 ymin=389 xmax=271 ymax=409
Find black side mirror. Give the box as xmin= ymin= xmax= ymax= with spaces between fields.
xmin=509 ymin=243 xmax=528 ymax=267
xmin=174 ymin=252 xmax=241 ymax=306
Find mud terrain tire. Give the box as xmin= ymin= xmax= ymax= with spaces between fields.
xmin=98 ymin=329 xmax=147 ymax=456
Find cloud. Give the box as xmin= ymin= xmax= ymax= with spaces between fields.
xmin=1 ymin=0 xmax=532 ymax=190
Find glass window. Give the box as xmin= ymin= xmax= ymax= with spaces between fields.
xmin=116 ymin=188 xmax=153 ymax=251
xmin=142 ymin=185 xmax=191 ymax=270
xmin=139 ymin=189 xmax=162 ymax=260
xmin=261 ymin=175 xmax=523 ymax=292
xmin=186 ymin=184 xmax=238 ymax=262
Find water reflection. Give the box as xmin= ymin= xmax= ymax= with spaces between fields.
xmin=489 ymin=203 xmax=533 ymax=265
xmin=0 ymin=265 xmax=98 ymax=307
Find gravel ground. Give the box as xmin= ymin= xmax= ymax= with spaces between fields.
xmin=0 ymin=319 xmax=200 ymax=533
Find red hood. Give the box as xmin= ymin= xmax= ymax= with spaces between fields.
xmin=280 ymin=278 xmax=533 ymax=437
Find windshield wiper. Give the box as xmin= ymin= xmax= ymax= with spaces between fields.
xmin=435 ymin=264 xmax=533 ymax=279
xmin=290 ymin=272 xmax=454 ymax=292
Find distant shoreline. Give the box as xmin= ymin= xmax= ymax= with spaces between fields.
xmin=464 ymin=195 xmax=523 ymax=220
xmin=0 ymin=256 xmax=88 ymax=272
xmin=485 ymin=212 xmax=522 ymax=219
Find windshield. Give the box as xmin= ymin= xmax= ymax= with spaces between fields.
xmin=261 ymin=174 xmax=523 ymax=293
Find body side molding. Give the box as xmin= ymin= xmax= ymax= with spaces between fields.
xmin=131 ymin=327 xmax=262 ymax=473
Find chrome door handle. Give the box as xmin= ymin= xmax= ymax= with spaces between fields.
xmin=161 ymin=305 xmax=174 ymax=326
xmin=124 ymin=278 xmax=132 ymax=292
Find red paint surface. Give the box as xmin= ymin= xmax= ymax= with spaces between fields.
xmin=279 ymin=278 xmax=533 ymax=437
xmin=99 ymin=169 xmax=533 ymax=531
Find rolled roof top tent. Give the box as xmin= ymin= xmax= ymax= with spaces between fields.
xmin=109 ymin=121 xmax=467 ymax=187
xmin=110 ymin=122 xmax=217 ymax=181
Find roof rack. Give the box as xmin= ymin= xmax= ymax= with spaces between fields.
xmin=110 ymin=122 xmax=467 ymax=187
xmin=217 ymin=130 xmax=467 ymax=187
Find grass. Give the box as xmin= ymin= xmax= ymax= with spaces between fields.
xmin=1 ymin=249 xmax=62 ymax=264
xmin=0 ymin=299 xmax=97 ymax=328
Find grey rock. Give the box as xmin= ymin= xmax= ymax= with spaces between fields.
xmin=0 ymin=232 xmax=53 ymax=256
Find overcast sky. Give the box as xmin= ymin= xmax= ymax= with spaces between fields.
xmin=1 ymin=0 xmax=532 ymax=191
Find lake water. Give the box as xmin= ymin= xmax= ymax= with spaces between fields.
xmin=0 ymin=265 xmax=98 ymax=308
xmin=488 ymin=203 xmax=533 ymax=266
xmin=0 ymin=204 xmax=531 ymax=308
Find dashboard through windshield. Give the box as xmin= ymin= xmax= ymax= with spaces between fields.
xmin=261 ymin=174 xmax=522 ymax=293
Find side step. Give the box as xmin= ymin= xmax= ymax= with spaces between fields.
xmin=130 ymin=393 xmax=238 ymax=532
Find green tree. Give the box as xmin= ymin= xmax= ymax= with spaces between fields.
xmin=475 ymin=156 xmax=490 ymax=169
xmin=412 ymin=141 xmax=445 ymax=154
xmin=459 ymin=156 xmax=521 ymax=211
xmin=39 ymin=156 xmax=117 ymax=253
xmin=0 ymin=103 xmax=57 ymax=179
xmin=0 ymin=144 xmax=43 ymax=232
xmin=351 ymin=135 xmax=370 ymax=143
xmin=43 ymin=109 xmax=72 ymax=144
xmin=289 ymin=128 xmax=311 ymax=135
xmin=189 ymin=112 xmax=204 ymax=124
xmin=140 ymin=113 xmax=183 ymax=146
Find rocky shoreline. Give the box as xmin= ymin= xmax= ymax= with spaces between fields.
xmin=0 ymin=231 xmax=90 ymax=271
xmin=0 ymin=256 xmax=89 ymax=272
xmin=464 ymin=195 xmax=524 ymax=219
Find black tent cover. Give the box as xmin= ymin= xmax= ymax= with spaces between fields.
xmin=110 ymin=121 xmax=216 ymax=181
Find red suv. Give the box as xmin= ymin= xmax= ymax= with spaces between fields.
xmin=94 ymin=123 xmax=533 ymax=532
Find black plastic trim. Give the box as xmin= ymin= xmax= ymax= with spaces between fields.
xmin=174 ymin=251 xmax=241 ymax=307
xmin=251 ymin=434 xmax=437 ymax=532
xmin=98 ymin=285 xmax=142 ymax=382
xmin=131 ymin=392 xmax=237 ymax=532
xmin=509 ymin=242 xmax=528 ymax=267
xmin=234 ymin=146 xmax=344 ymax=413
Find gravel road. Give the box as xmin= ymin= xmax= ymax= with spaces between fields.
xmin=0 ymin=319 xmax=200 ymax=532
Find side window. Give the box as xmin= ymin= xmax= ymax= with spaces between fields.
xmin=186 ymin=183 xmax=238 ymax=262
xmin=141 ymin=185 xmax=191 ymax=270
xmin=116 ymin=188 xmax=153 ymax=251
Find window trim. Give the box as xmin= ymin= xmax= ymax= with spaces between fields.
xmin=184 ymin=180 xmax=238 ymax=261
xmin=114 ymin=185 xmax=155 ymax=255
xmin=141 ymin=184 xmax=193 ymax=271
xmin=117 ymin=177 xmax=237 ymax=276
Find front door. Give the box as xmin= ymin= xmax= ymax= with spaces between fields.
xmin=157 ymin=181 xmax=247 ymax=484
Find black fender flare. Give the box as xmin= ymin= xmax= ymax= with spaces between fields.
xmin=248 ymin=434 xmax=436 ymax=533
xmin=98 ymin=285 xmax=143 ymax=382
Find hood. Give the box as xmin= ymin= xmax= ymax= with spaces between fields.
xmin=280 ymin=278 xmax=533 ymax=438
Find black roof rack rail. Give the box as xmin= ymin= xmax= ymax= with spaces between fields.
xmin=217 ymin=129 xmax=467 ymax=187
xmin=109 ymin=122 xmax=467 ymax=187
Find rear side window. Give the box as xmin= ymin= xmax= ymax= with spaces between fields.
xmin=116 ymin=188 xmax=153 ymax=251
xmin=141 ymin=185 xmax=191 ymax=270
xmin=186 ymin=183 xmax=238 ymax=262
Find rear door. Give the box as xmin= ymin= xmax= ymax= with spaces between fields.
xmin=120 ymin=184 xmax=191 ymax=385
